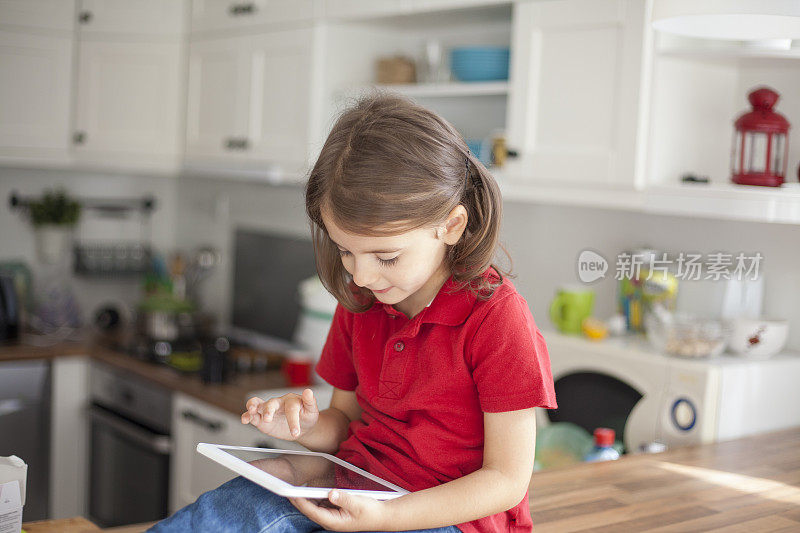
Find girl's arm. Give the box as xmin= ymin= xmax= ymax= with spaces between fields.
xmin=290 ymin=407 xmax=537 ymax=531
xmin=382 ymin=407 xmax=536 ymax=529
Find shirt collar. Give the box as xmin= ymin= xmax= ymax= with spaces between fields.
xmin=372 ymin=273 xmax=487 ymax=326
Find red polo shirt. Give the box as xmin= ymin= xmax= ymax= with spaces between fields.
xmin=315 ymin=268 xmax=557 ymax=533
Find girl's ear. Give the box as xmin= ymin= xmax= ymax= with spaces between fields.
xmin=441 ymin=205 xmax=468 ymax=245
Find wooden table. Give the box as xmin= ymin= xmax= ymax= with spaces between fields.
xmin=528 ymin=427 xmax=800 ymax=532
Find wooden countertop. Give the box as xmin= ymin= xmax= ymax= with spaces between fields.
xmin=528 ymin=427 xmax=800 ymax=532
xmin=0 ymin=339 xmax=292 ymax=415
xmin=20 ymin=428 xmax=800 ymax=531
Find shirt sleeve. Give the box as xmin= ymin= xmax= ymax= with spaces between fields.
xmin=468 ymin=294 xmax=558 ymax=412
xmin=314 ymin=304 xmax=358 ymax=391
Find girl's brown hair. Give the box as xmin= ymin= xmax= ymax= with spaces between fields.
xmin=305 ymin=92 xmax=509 ymax=312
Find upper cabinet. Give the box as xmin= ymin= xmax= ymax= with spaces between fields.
xmin=505 ymin=0 xmax=650 ymax=189
xmin=185 ymin=24 xmax=319 ymax=182
xmin=190 ymin=0 xmax=317 ymax=34
xmin=71 ymin=0 xmax=188 ymax=173
xmin=0 ymin=1 xmax=75 ymax=165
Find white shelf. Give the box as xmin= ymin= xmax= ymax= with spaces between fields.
xmin=372 ymin=80 xmax=509 ymax=98
xmin=495 ymin=168 xmax=800 ymax=225
xmin=659 ymin=46 xmax=800 ymax=62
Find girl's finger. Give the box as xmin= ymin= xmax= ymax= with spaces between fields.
xmin=284 ymin=398 xmax=302 ymax=437
xmin=260 ymin=398 xmax=281 ymax=422
xmin=301 ymin=389 xmax=318 ymax=413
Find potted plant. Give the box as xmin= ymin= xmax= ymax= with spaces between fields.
xmin=28 ymin=188 xmax=81 ymax=264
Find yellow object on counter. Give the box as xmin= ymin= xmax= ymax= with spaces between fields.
xmin=582 ymin=317 xmax=608 ymax=341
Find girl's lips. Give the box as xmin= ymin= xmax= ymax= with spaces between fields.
xmin=372 ymin=286 xmax=393 ymax=294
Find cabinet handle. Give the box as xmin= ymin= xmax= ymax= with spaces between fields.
xmin=182 ymin=409 xmax=224 ymax=432
xmin=78 ymin=11 xmax=92 ymax=24
xmin=73 ymin=131 xmax=86 ymax=145
xmin=224 ymin=137 xmax=249 ymax=151
xmin=229 ymin=3 xmax=256 ymax=16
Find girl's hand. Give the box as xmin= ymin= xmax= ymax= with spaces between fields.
xmin=289 ymin=490 xmax=390 ymax=532
xmin=240 ymin=389 xmax=319 ymax=441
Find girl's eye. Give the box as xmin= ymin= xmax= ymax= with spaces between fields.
xmin=378 ymin=256 xmax=399 ymax=267
xmin=337 ymin=249 xmax=351 ymax=257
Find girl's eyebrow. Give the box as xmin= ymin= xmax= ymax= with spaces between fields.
xmin=331 ymin=239 xmax=402 ymax=254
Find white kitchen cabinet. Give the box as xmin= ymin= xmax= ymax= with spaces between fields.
xmin=0 ymin=0 xmax=75 ymax=33
xmin=185 ymin=26 xmax=319 ymax=181
xmin=72 ymin=39 xmax=186 ymax=172
xmin=0 ymin=29 xmax=74 ymax=165
xmin=50 ymin=356 xmax=91 ymax=520
xmin=77 ymin=0 xmax=188 ymax=36
xmin=191 ymin=0 xmax=316 ymax=35
xmin=505 ymin=0 xmax=650 ymax=189
xmin=70 ymin=1 xmax=188 ymax=173
xmin=170 ymin=392 xmax=304 ymax=513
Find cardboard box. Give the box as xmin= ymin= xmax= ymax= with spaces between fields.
xmin=0 ymin=456 xmax=26 ymax=533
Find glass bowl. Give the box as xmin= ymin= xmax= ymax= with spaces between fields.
xmin=645 ymin=311 xmax=729 ymax=358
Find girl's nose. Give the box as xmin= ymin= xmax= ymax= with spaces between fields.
xmin=351 ymin=257 xmax=378 ymax=288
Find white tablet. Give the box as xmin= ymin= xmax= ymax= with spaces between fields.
xmin=196 ymin=443 xmax=410 ymax=500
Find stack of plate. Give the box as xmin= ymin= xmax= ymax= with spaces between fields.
xmin=450 ymin=46 xmax=510 ymax=82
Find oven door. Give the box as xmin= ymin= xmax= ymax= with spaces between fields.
xmin=88 ymin=404 xmax=171 ymax=527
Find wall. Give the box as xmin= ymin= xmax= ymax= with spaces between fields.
xmin=176 ymin=175 xmax=800 ymax=351
xmin=0 ymin=166 xmax=177 ymax=327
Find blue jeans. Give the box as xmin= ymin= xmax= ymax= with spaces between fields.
xmin=147 ymin=476 xmax=461 ymax=533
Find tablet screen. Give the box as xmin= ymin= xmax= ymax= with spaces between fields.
xmin=219 ymin=448 xmax=397 ymax=492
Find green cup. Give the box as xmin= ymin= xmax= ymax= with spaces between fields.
xmin=550 ymin=286 xmax=595 ymax=334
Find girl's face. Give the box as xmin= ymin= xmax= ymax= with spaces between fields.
xmin=321 ymin=206 xmax=467 ymax=316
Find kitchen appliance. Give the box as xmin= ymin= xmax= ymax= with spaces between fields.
xmin=230 ymin=229 xmax=318 ymax=350
xmin=731 ymin=86 xmax=790 ymax=187
xmin=0 ymin=274 xmax=20 ymax=342
xmin=0 ymin=360 xmax=50 ymax=521
xmin=539 ymin=330 xmax=800 ymax=453
xmin=88 ymin=362 xmax=172 ymax=527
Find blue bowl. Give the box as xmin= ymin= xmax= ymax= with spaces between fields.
xmin=450 ymin=47 xmax=510 ymax=81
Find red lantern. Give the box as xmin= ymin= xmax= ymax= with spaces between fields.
xmin=731 ymin=87 xmax=790 ymax=187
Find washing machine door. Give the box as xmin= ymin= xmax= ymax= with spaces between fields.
xmin=547 ymin=368 xmax=660 ymax=453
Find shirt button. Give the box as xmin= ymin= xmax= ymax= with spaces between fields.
xmin=394 ymin=341 xmax=405 ymax=352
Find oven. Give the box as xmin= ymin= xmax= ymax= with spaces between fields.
xmin=88 ymin=362 xmax=172 ymax=527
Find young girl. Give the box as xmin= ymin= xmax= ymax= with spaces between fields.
xmin=149 ymin=94 xmax=556 ymax=533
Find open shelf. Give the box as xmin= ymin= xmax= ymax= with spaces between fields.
xmin=372 ymin=80 xmax=509 ymax=97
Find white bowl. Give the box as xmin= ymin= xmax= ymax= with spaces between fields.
xmin=727 ymin=317 xmax=789 ymax=359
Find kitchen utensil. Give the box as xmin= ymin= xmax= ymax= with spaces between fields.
xmin=645 ymin=307 xmax=729 ymax=358
xmin=420 ymin=40 xmax=447 ymax=83
xmin=727 ymin=317 xmax=788 ymax=359
xmin=282 ymin=358 xmax=313 ymax=387
xmin=450 ymin=46 xmax=509 ymax=81
xmin=550 ymin=286 xmax=594 ymax=335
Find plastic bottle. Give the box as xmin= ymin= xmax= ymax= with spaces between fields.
xmin=583 ymin=428 xmax=621 ymax=462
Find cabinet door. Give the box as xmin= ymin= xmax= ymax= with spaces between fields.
xmin=185 ymin=35 xmax=251 ymax=162
xmin=0 ymin=0 xmax=75 ymax=32
xmin=246 ymin=28 xmax=314 ymax=175
xmin=191 ymin=0 xmax=315 ymax=34
xmin=171 ymin=394 xmax=240 ymax=511
xmin=73 ymin=39 xmax=184 ymax=164
xmin=0 ymin=30 xmax=73 ymax=164
xmin=77 ymin=0 xmax=187 ymax=36
xmin=506 ymin=0 xmax=648 ymax=188
xmin=170 ymin=393 xmax=306 ymax=512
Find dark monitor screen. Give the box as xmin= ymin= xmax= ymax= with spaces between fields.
xmin=231 ymin=229 xmax=318 ymax=341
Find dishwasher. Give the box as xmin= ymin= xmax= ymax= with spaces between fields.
xmin=88 ymin=362 xmax=172 ymax=527
xmin=0 ymin=359 xmax=50 ymax=521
